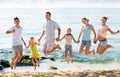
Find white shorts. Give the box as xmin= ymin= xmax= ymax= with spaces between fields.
xmin=43 ymin=38 xmax=55 ymax=51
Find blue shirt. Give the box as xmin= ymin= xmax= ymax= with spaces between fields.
xmin=82 ymin=25 xmax=92 ymax=41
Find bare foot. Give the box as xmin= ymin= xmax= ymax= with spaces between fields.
xmin=13 ymin=64 xmax=16 ymax=69
xmin=38 ymin=64 xmax=40 ymax=67
xmin=10 ymin=65 xmax=13 ymax=70
xmin=67 ymin=60 xmax=69 ymax=64
xmin=71 ymin=58 xmax=74 ymax=63
xmin=34 ymin=66 xmax=36 ymax=71
xmin=65 ymin=58 xmax=69 ymax=63
xmin=56 ymin=44 xmax=62 ymax=50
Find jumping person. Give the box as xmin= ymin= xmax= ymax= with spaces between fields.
xmin=38 ymin=12 xmax=61 ymax=55
xmin=6 ymin=17 xmax=26 ymax=70
xmin=78 ymin=18 xmax=96 ymax=56
xmin=96 ymin=17 xmax=120 ymax=55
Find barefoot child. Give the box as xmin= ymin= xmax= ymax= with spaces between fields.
xmin=26 ymin=37 xmax=40 ymax=70
xmin=59 ymin=28 xmax=79 ymax=63
xmin=6 ymin=17 xmax=26 ymax=70
xmin=96 ymin=17 xmax=120 ymax=55
xmin=78 ymin=18 xmax=96 ymax=56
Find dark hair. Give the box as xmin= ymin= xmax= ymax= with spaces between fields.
xmin=14 ymin=17 xmax=19 ymax=21
xmin=82 ymin=17 xmax=89 ymax=22
xmin=30 ymin=37 xmax=34 ymax=39
xmin=68 ymin=28 xmax=71 ymax=30
xmin=102 ymin=17 xmax=108 ymax=20
xmin=46 ymin=12 xmax=51 ymax=16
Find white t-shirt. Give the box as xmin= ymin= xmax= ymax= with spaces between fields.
xmin=43 ymin=20 xmax=60 ymax=40
xmin=8 ymin=26 xmax=23 ymax=46
xmin=64 ymin=34 xmax=73 ymax=45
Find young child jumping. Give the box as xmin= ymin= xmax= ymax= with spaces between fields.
xmin=59 ymin=28 xmax=79 ymax=63
xmin=26 ymin=37 xmax=40 ymax=70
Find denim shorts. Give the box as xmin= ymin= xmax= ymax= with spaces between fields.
xmin=65 ymin=45 xmax=72 ymax=51
xmin=81 ymin=40 xmax=91 ymax=46
xmin=99 ymin=39 xmax=107 ymax=46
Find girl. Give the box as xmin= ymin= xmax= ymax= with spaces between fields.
xmin=96 ymin=17 xmax=120 ymax=55
xmin=26 ymin=37 xmax=40 ymax=70
xmin=59 ymin=28 xmax=79 ymax=63
xmin=78 ymin=18 xmax=96 ymax=56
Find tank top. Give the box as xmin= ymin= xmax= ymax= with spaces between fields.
xmin=82 ymin=25 xmax=92 ymax=41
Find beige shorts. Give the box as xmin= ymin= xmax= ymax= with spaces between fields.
xmin=12 ymin=45 xmax=23 ymax=52
xmin=43 ymin=39 xmax=55 ymax=51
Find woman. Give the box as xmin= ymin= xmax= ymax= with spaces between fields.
xmin=78 ymin=18 xmax=96 ymax=56
xmin=96 ymin=17 xmax=119 ymax=55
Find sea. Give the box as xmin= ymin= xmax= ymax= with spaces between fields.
xmin=0 ymin=8 xmax=120 ymax=72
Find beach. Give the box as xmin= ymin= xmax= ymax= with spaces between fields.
xmin=0 ymin=8 xmax=120 ymax=77
xmin=1 ymin=70 xmax=120 ymax=77
xmin=1 ymin=61 xmax=120 ymax=77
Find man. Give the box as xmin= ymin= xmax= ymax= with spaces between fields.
xmin=38 ymin=12 xmax=61 ymax=54
xmin=6 ymin=17 xmax=26 ymax=70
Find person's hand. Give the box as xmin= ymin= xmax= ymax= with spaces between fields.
xmin=93 ymin=39 xmax=97 ymax=44
xmin=56 ymin=37 xmax=59 ymax=42
xmin=76 ymin=40 xmax=80 ymax=43
xmin=12 ymin=29 xmax=15 ymax=33
xmin=117 ymin=30 xmax=120 ymax=33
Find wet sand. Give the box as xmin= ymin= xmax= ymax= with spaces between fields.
xmin=1 ymin=69 xmax=120 ymax=77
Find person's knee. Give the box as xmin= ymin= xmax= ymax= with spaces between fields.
xmin=85 ymin=51 xmax=89 ymax=56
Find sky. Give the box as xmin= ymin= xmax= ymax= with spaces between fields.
xmin=0 ymin=0 xmax=120 ymax=8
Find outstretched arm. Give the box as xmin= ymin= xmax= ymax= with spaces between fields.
xmin=56 ymin=28 xmax=61 ymax=41
xmin=91 ymin=25 xmax=97 ymax=44
xmin=38 ymin=31 xmax=45 ymax=42
xmin=78 ymin=26 xmax=84 ymax=41
xmin=59 ymin=35 xmax=65 ymax=41
xmin=72 ymin=35 xmax=79 ymax=43
xmin=26 ymin=42 xmax=30 ymax=49
xmin=108 ymin=28 xmax=119 ymax=34
xmin=21 ymin=37 xmax=26 ymax=47
xmin=6 ymin=29 xmax=15 ymax=34
xmin=35 ymin=41 xmax=40 ymax=46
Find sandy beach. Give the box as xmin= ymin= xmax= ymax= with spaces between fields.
xmin=0 ymin=69 xmax=120 ymax=77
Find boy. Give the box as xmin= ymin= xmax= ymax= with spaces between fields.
xmin=6 ymin=17 xmax=26 ymax=70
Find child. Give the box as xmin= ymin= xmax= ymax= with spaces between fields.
xmin=96 ymin=17 xmax=120 ymax=55
xmin=59 ymin=28 xmax=79 ymax=63
xmin=6 ymin=17 xmax=26 ymax=70
xmin=26 ymin=37 xmax=40 ymax=70
xmin=78 ymin=18 xmax=96 ymax=56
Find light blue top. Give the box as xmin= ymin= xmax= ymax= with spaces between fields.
xmin=82 ymin=25 xmax=92 ymax=41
